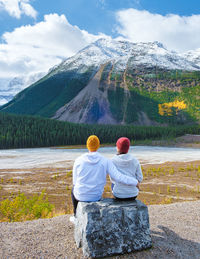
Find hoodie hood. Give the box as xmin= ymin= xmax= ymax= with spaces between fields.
xmin=82 ymin=152 xmax=102 ymax=164
xmin=112 ymin=153 xmax=134 ymax=166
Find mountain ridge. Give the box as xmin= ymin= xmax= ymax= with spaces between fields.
xmin=1 ymin=38 xmax=200 ymax=125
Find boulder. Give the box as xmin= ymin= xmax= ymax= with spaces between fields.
xmin=74 ymin=198 xmax=152 ymax=258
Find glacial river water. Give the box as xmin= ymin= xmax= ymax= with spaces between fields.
xmin=0 ymin=146 xmax=200 ymax=170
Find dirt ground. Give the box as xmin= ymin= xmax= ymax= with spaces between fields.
xmin=1 ymin=200 xmax=200 ymax=259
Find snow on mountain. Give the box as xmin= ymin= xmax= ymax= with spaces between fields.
xmin=182 ymin=48 xmax=200 ymax=67
xmin=51 ymin=38 xmax=200 ymax=76
xmin=128 ymin=41 xmax=200 ymax=71
xmin=1 ymin=38 xmax=200 ymax=107
xmin=0 ymin=71 xmax=46 ymax=106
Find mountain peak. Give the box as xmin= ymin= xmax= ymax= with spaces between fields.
xmin=61 ymin=38 xmax=200 ymax=73
xmin=151 ymin=41 xmax=166 ymax=49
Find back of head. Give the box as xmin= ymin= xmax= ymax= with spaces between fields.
xmin=116 ymin=137 xmax=130 ymax=154
xmin=87 ymin=135 xmax=100 ymax=152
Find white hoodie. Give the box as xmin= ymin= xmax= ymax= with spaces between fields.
xmin=111 ymin=153 xmax=143 ymax=198
xmin=73 ymin=152 xmax=138 ymax=202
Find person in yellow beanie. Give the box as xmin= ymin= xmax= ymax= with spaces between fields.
xmin=86 ymin=135 xmax=100 ymax=152
xmin=70 ymin=135 xmax=140 ymax=222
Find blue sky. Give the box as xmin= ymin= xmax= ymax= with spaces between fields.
xmin=1 ymin=0 xmax=200 ymax=78
xmin=1 ymin=0 xmax=200 ymax=37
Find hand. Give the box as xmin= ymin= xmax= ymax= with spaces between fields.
xmin=136 ymin=182 xmax=140 ymax=190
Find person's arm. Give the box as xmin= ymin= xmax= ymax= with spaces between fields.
xmin=135 ymin=162 xmax=143 ymax=183
xmin=107 ymin=159 xmax=138 ymax=186
xmin=72 ymin=160 xmax=78 ymax=186
xmin=109 ymin=158 xmax=116 ymax=184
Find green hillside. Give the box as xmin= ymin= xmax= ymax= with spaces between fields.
xmin=1 ymin=64 xmax=200 ymax=125
xmin=101 ymin=66 xmax=200 ymax=124
xmin=0 ymin=112 xmax=199 ymax=149
xmin=1 ymin=66 xmax=96 ymax=117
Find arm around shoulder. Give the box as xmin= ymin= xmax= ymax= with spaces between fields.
xmin=136 ymin=161 xmax=143 ymax=183
xmin=107 ymin=159 xmax=138 ymax=186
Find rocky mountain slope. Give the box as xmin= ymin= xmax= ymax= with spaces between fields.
xmin=1 ymin=38 xmax=200 ymax=125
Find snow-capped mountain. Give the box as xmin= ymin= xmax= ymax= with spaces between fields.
xmin=0 ymin=71 xmax=47 ymax=106
xmin=52 ymin=38 xmax=200 ymax=75
xmin=1 ymin=38 xmax=200 ymax=106
xmin=1 ymin=38 xmax=200 ymax=125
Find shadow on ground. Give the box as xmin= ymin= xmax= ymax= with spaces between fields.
xmin=131 ymin=225 xmax=200 ymax=259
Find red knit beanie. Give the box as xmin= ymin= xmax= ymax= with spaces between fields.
xmin=116 ymin=137 xmax=130 ymax=154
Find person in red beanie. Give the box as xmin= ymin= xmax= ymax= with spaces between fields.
xmin=110 ymin=137 xmax=143 ymax=200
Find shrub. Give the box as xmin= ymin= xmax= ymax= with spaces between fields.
xmin=66 ymin=170 xmax=72 ymax=178
xmin=0 ymin=191 xmax=54 ymax=222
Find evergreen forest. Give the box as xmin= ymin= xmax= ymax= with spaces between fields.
xmin=0 ymin=112 xmax=199 ymax=149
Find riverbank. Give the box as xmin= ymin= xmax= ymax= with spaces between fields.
xmin=146 ymin=134 xmax=200 ymax=148
xmin=52 ymin=134 xmax=200 ymax=149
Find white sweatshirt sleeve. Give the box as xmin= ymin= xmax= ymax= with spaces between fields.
xmin=107 ymin=160 xmax=138 ymax=186
xmin=72 ymin=159 xmax=78 ymax=185
xmin=136 ymin=162 xmax=143 ymax=182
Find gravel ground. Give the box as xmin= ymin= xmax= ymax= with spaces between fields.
xmin=1 ymin=200 xmax=200 ymax=259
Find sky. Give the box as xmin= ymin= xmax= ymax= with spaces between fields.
xmin=1 ymin=0 xmax=200 ymax=78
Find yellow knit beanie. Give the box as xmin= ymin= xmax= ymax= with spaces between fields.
xmin=87 ymin=135 xmax=100 ymax=152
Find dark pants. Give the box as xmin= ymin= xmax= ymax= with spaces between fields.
xmin=71 ymin=188 xmax=101 ymax=216
xmin=114 ymin=196 xmax=137 ymax=201
xmin=71 ymin=187 xmax=79 ymax=216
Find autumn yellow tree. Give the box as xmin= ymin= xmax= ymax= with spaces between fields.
xmin=158 ymin=100 xmax=187 ymax=116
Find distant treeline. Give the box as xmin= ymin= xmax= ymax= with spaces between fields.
xmin=0 ymin=112 xmax=199 ymax=149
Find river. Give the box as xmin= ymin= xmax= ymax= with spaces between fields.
xmin=0 ymin=145 xmax=200 ymax=170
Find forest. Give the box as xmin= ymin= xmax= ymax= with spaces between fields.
xmin=0 ymin=112 xmax=199 ymax=149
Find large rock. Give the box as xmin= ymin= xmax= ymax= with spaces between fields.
xmin=74 ymin=198 xmax=152 ymax=258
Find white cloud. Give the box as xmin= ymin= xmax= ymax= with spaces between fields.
xmin=0 ymin=13 xmax=105 ymax=77
xmin=0 ymin=0 xmax=37 ymax=19
xmin=20 ymin=1 xmax=37 ymax=18
xmin=116 ymin=8 xmax=200 ymax=52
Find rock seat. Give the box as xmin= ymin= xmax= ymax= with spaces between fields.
xmin=74 ymin=198 xmax=152 ymax=258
